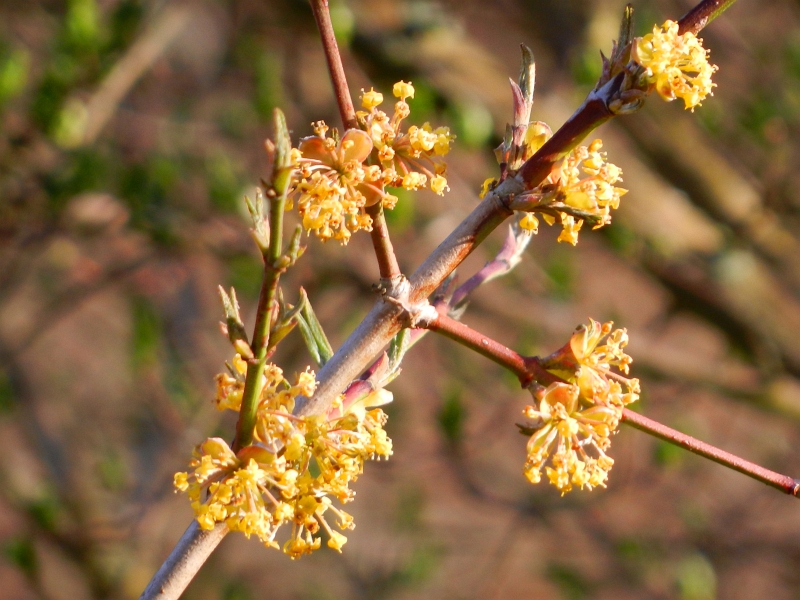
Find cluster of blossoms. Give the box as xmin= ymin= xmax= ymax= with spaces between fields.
xmin=291 ymin=125 xmax=379 ymax=243
xmin=521 ymin=319 xmax=640 ymax=494
xmin=495 ymin=137 xmax=626 ymax=246
xmin=358 ymin=81 xmax=453 ymax=196
xmin=290 ymin=81 xmax=454 ymax=243
xmin=632 ymin=20 xmax=717 ymax=111
xmin=175 ymin=355 xmax=392 ymax=558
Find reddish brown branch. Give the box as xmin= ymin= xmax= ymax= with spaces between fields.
xmin=678 ymin=0 xmax=738 ymax=35
xmin=427 ymin=313 xmax=532 ymax=384
xmin=516 ymin=94 xmax=612 ymax=188
xmin=425 ymin=315 xmax=800 ymax=498
xmin=309 ymin=0 xmax=357 ymax=130
xmin=309 ymin=0 xmax=401 ymax=281
xmin=366 ymin=203 xmax=402 ymax=280
xmin=621 ymin=409 xmax=800 ymax=496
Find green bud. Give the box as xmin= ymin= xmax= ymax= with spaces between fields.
xmin=246 ymin=190 xmax=270 ymax=255
xmin=271 ymin=108 xmax=294 ymax=196
xmin=218 ymin=286 xmax=253 ymax=359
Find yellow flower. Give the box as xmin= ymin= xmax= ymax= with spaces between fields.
xmin=522 ymin=383 xmax=619 ymax=494
xmin=570 ymin=319 xmax=640 ymax=408
xmin=393 ymin=80 xmax=415 ymax=100
xmin=361 ymin=88 xmax=383 ymax=110
xmin=520 ymin=319 xmax=640 ymax=493
xmin=430 ymin=174 xmax=449 ymax=196
xmin=633 ymin=20 xmax=717 ymax=110
xmin=360 ymin=82 xmax=454 ymax=197
xmin=215 ymin=372 xmax=243 ymax=411
xmin=479 ymin=178 xmax=497 ymax=199
xmin=511 ymin=139 xmax=626 ymax=245
xmin=176 ymin=362 xmax=393 ymax=557
xmin=294 ymin=126 xmax=386 ymax=243
xmin=402 ymin=172 xmax=427 ymax=191
xmin=174 ymin=471 xmax=189 ymax=491
xmin=327 ymin=530 xmax=348 ymax=552
xmin=556 ymin=215 xmax=582 ymax=246
xmin=519 ymin=213 xmax=539 ymax=233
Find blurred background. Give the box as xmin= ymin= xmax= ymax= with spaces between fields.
xmin=2 ymin=0 xmax=800 ymax=598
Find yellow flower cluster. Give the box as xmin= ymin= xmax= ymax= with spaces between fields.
xmin=514 ymin=140 xmax=626 ymax=245
xmin=521 ymin=320 xmax=640 ymax=494
xmin=292 ymin=123 xmax=382 ymax=243
xmin=290 ymin=81 xmax=454 ymax=244
xmin=175 ymin=361 xmax=392 ymax=558
xmin=633 ymin=20 xmax=717 ymax=111
xmin=358 ymin=81 xmax=454 ymax=198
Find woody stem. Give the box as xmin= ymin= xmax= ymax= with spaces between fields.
xmin=678 ymin=0 xmax=739 ymax=35
xmin=621 ymin=409 xmax=800 ymax=496
xmin=309 ymin=0 xmax=356 ymax=129
xmin=425 ymin=313 xmax=800 ymax=497
xmin=309 ymin=0 xmax=401 ymax=281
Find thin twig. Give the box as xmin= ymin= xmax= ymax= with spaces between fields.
xmin=309 ymin=0 xmax=401 ymax=280
xmin=424 ymin=314 xmax=800 ymax=498
xmin=621 ymin=409 xmax=800 ymax=496
xmin=309 ymin=0 xmax=357 ymax=130
xmin=234 ymin=144 xmax=290 ymax=451
xmin=426 ymin=312 xmax=532 ymax=385
xmin=678 ymin=0 xmax=738 ymax=35
xmin=450 ymin=223 xmax=530 ymax=310
xmin=515 ymin=92 xmax=612 ymax=187
xmin=365 ymin=202 xmax=402 ymax=281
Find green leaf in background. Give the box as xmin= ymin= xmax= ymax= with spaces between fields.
xmin=0 ymin=48 xmax=29 ymax=106
xmin=130 ymin=296 xmax=161 ymax=372
xmin=676 ymin=553 xmax=716 ymax=600
xmin=3 ymin=536 xmax=37 ymax=579
xmin=437 ymin=387 xmax=465 ymax=446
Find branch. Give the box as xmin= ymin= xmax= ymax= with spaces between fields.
xmin=234 ymin=111 xmax=293 ymax=452
xmin=678 ymin=0 xmax=738 ymax=35
xmin=426 ymin=312 xmax=534 ymax=386
xmin=424 ymin=313 xmax=800 ymax=498
xmin=139 ymin=522 xmax=228 ymax=599
xmin=299 ymin=0 xmax=741 ymax=415
xmin=621 ymin=409 xmax=800 ymax=496
xmin=308 ymin=0 xmax=357 ymax=130
xmin=449 ymin=220 xmax=531 ymax=311
xmin=310 ymin=0 xmax=401 ymax=281
xmin=366 ymin=202 xmax=402 ymax=281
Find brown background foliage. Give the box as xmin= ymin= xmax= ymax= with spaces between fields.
xmin=2 ymin=0 xmax=800 ymax=598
